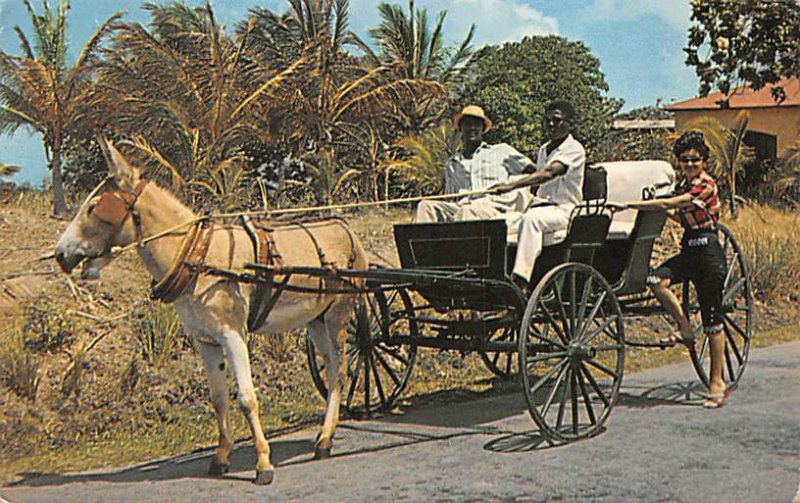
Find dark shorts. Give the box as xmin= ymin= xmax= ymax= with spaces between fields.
xmin=647 ymin=230 xmax=727 ymax=334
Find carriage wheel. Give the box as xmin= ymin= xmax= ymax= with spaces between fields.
xmin=479 ymin=323 xmax=519 ymax=378
xmin=306 ymin=287 xmax=418 ymax=418
xmin=519 ymin=263 xmax=625 ymax=442
xmin=684 ymin=224 xmax=753 ymax=390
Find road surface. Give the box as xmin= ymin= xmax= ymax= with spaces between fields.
xmin=3 ymin=342 xmax=800 ymax=502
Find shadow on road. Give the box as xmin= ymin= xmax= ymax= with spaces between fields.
xmin=6 ymin=437 xmax=315 ymax=488
xmin=5 ymin=379 xmax=708 ymax=488
xmin=617 ymin=380 xmax=707 ymax=408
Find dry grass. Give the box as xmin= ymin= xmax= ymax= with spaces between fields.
xmin=725 ymin=203 xmax=800 ymax=300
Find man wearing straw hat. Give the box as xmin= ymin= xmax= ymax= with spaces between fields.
xmin=415 ymin=105 xmax=535 ymax=225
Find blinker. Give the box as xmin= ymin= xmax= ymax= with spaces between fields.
xmin=92 ymin=192 xmax=129 ymax=226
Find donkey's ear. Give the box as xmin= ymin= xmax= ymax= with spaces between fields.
xmin=98 ymin=136 xmax=140 ymax=190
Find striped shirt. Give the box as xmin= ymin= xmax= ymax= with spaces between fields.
xmin=444 ymin=142 xmax=533 ymax=194
xmin=676 ymin=171 xmax=720 ymax=230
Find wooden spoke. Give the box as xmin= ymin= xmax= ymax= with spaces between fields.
xmin=520 ymin=263 xmax=623 ymax=443
xmin=307 ymin=285 xmax=418 ymax=417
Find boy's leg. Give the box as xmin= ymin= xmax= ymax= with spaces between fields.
xmin=511 ymin=205 xmax=570 ymax=282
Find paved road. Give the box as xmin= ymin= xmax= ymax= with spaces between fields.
xmin=3 ymin=342 xmax=800 ymax=503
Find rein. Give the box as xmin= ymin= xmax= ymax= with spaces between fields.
xmin=107 ymin=188 xmax=495 ymax=257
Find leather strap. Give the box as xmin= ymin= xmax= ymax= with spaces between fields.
xmin=247 ymin=220 xmax=285 ymax=332
xmin=150 ymin=220 xmax=214 ymax=303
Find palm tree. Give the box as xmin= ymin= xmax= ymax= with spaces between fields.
xmin=394 ymin=120 xmax=460 ymax=196
xmin=97 ymin=2 xmax=309 ymax=210
xmin=244 ymin=0 xmax=443 ymax=204
xmin=685 ymin=111 xmax=753 ymax=217
xmin=0 ymin=0 xmax=121 ymax=216
xmin=359 ymin=0 xmax=476 ymax=133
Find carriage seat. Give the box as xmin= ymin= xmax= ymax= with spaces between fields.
xmin=506 ymin=162 xmax=608 ymax=247
xmin=600 ymin=160 xmax=675 ymax=240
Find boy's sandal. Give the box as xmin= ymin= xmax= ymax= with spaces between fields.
xmin=703 ymin=388 xmax=730 ymax=409
xmin=658 ymin=333 xmax=696 ymax=347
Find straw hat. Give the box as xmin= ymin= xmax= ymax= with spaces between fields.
xmin=453 ymin=105 xmax=492 ymax=133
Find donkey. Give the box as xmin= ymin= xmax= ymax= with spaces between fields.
xmin=54 ymin=139 xmax=367 ymax=485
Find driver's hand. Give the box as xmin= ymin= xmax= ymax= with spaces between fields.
xmin=490 ymin=183 xmax=515 ymax=194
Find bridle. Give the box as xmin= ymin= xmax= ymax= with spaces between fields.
xmin=85 ymin=176 xmax=151 ymax=252
xmin=80 ymin=176 xmax=213 ymax=302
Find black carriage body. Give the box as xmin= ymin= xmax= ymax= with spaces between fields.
xmin=241 ymin=161 xmax=752 ymax=440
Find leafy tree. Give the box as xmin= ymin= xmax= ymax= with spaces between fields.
xmin=685 ymin=0 xmax=800 ymax=99
xmin=460 ymin=35 xmax=622 ymax=159
xmin=0 ymin=0 xmax=120 ymax=216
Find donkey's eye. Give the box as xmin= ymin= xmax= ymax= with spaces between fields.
xmin=87 ymin=203 xmax=96 ymax=214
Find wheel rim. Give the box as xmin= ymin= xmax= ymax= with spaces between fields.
xmin=519 ymin=263 xmax=624 ymax=442
xmin=306 ymin=287 xmax=418 ymax=417
xmin=686 ymin=224 xmax=753 ymax=389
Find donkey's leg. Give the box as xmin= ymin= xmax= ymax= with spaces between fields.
xmin=219 ymin=330 xmax=274 ymax=485
xmin=315 ymin=298 xmax=356 ymax=459
xmin=194 ymin=338 xmax=233 ymax=476
xmin=308 ymin=317 xmax=341 ymax=459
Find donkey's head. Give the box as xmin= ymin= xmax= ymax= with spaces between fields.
xmin=55 ymin=138 xmax=147 ymax=278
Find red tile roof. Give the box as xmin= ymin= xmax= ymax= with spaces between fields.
xmin=665 ymin=77 xmax=800 ymax=110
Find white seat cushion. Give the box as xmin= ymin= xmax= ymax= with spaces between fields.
xmin=599 ymin=160 xmax=675 ymax=240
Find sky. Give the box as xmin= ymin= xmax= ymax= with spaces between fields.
xmin=0 ymin=0 xmax=699 ymax=185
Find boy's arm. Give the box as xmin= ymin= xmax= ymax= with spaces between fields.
xmin=491 ymin=161 xmax=568 ymax=194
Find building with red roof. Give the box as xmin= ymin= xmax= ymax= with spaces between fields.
xmin=664 ymin=77 xmax=800 ymax=159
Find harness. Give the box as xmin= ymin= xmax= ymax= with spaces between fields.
xmin=92 ymin=178 xmax=151 ymax=251
xmin=150 ymin=220 xmax=215 ymax=302
xmin=89 ymin=178 xmax=215 ymax=303
xmin=240 ymin=217 xmax=360 ymax=332
xmin=88 ymin=179 xmax=360 ymax=326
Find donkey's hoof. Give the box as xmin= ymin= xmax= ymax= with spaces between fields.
xmin=254 ymin=469 xmax=274 ymax=486
xmin=208 ymin=459 xmax=229 ymax=477
xmin=314 ymin=446 xmax=332 ymax=460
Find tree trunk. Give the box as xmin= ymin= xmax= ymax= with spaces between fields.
xmin=49 ymin=139 xmax=68 ymax=218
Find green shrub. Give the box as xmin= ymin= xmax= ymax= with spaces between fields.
xmin=22 ymin=295 xmax=74 ymax=353
xmin=0 ymin=332 xmax=41 ymax=400
xmin=135 ymin=300 xmax=185 ymax=367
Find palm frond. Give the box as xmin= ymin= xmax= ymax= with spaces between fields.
xmin=0 ymin=163 xmax=22 ymax=177
xmin=14 ymin=27 xmax=35 ymax=60
xmin=128 ymin=136 xmax=186 ymax=188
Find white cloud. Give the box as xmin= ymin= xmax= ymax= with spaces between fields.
xmin=349 ymin=0 xmax=559 ymax=48
xmin=585 ymin=0 xmax=691 ymax=31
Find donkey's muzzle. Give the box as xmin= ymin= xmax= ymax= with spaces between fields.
xmin=55 ymin=249 xmax=85 ymax=274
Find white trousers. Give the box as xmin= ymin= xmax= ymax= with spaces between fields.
xmin=512 ymin=205 xmax=572 ymax=281
xmin=415 ymin=190 xmax=532 ymax=230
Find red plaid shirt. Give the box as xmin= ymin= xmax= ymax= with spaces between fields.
xmin=676 ymin=171 xmax=720 ymax=230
